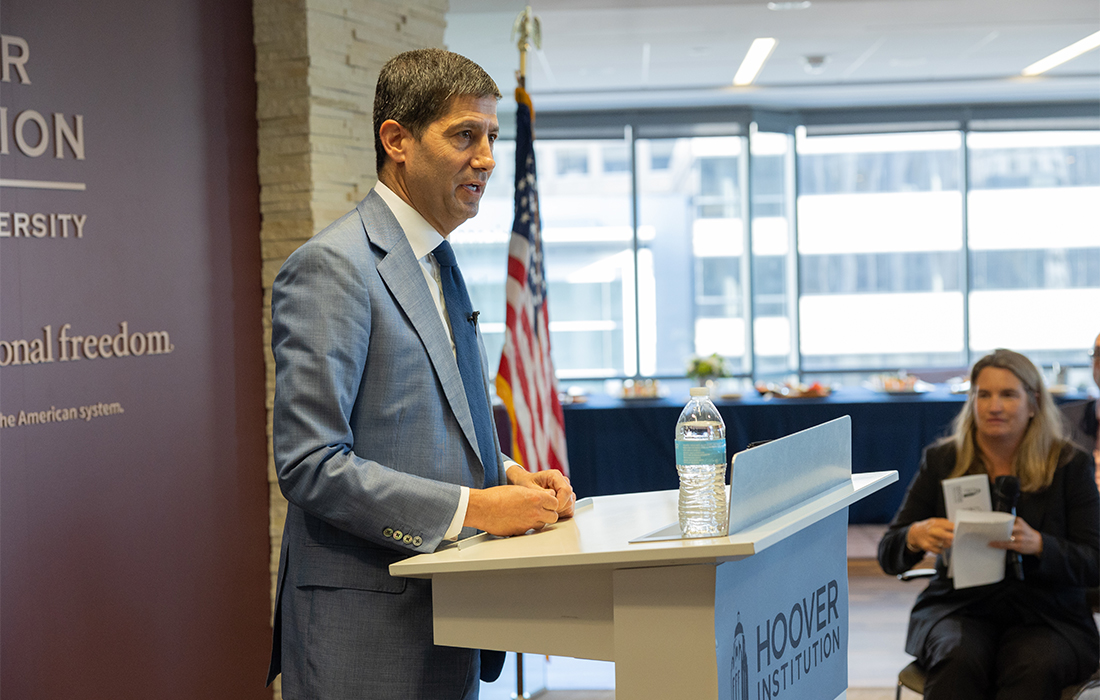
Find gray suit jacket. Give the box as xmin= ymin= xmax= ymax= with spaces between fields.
xmin=266 ymin=191 xmax=505 ymax=699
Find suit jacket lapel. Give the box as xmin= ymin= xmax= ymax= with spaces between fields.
xmin=357 ymin=193 xmax=486 ymax=474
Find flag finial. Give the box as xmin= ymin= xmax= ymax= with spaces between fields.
xmin=511 ymin=5 xmax=541 ymax=89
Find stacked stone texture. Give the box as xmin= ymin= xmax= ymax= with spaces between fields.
xmin=253 ymin=2 xmax=448 ymax=695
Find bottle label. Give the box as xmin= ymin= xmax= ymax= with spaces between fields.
xmin=675 ymin=439 xmax=725 ymax=465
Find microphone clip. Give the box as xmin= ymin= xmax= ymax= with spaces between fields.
xmin=468 ymin=310 xmax=480 ymax=325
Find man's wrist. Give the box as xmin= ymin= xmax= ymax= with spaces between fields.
xmin=505 ymin=462 xmax=526 ymax=485
xmin=444 ymin=486 xmax=470 ymax=540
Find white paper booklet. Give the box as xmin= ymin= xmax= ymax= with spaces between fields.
xmin=942 ymin=474 xmax=991 ymax=522
xmin=951 ymin=511 xmax=1014 ymax=589
xmin=942 ymin=474 xmax=993 ymax=579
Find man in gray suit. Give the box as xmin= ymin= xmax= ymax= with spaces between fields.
xmin=266 ymin=48 xmax=575 ymax=699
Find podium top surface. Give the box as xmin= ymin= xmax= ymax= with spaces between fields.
xmin=390 ymin=470 xmax=896 ymax=579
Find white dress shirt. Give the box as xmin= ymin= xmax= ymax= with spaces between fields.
xmin=374 ymin=182 xmax=517 ymax=539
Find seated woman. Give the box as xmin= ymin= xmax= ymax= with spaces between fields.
xmin=878 ymin=349 xmax=1099 ymax=700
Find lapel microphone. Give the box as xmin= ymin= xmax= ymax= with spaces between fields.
xmin=992 ymin=475 xmax=1024 ymax=581
xmin=468 ymin=310 xmax=480 ymax=325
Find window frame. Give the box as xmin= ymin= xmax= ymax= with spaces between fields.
xmin=472 ymin=102 xmax=1099 ymax=384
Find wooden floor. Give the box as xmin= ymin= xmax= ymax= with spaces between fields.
xmin=483 ymin=525 xmax=931 ymax=699
xmin=846 ymin=525 xmax=927 ymax=690
xmin=536 ymin=693 xmax=912 ymax=700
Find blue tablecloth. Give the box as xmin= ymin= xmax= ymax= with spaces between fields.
xmin=561 ymin=386 xmax=1087 ymax=524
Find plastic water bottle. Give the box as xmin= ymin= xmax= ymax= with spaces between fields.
xmin=675 ymin=387 xmax=728 ymax=537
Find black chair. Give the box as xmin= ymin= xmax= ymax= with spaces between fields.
xmin=894 ymin=569 xmax=1100 ymax=700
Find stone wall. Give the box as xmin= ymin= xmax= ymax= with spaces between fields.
xmin=252 ymin=1 xmax=448 ymax=695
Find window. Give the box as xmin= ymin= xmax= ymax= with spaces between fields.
xmin=554 ymin=147 xmax=589 ymax=176
xmin=535 ymin=140 xmax=635 ymax=377
xmin=601 ymin=143 xmax=630 ymax=173
xmin=649 ymin=140 xmax=675 ymax=171
xmin=451 ymin=108 xmax=1099 ymax=389
xmin=966 ymin=130 xmax=1100 ymax=366
xmin=638 ymin=136 xmax=750 ymax=376
xmin=453 ymin=138 xmax=634 ymax=379
xmin=796 ymin=131 xmax=966 ymax=371
xmin=751 ymin=130 xmax=797 ymax=376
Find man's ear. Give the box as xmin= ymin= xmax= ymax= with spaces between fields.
xmin=378 ymin=120 xmax=410 ymax=164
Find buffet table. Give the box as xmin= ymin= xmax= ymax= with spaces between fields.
xmin=561 ymin=386 xmax=1088 ymax=524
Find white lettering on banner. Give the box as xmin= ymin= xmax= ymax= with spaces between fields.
xmin=0 ymin=401 xmax=125 ymax=429
xmin=1 ymin=109 xmax=85 ymax=159
xmin=0 ymin=322 xmax=175 ymax=367
xmin=0 ymin=212 xmax=87 ymax=238
xmin=0 ymin=35 xmax=89 ymax=189
xmin=14 ymin=109 xmax=48 ymax=156
xmin=1 ymin=34 xmax=30 ymax=84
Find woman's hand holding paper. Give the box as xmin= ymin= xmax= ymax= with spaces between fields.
xmin=989 ymin=515 xmax=1044 ymax=556
xmin=907 ymin=517 xmax=955 ymax=554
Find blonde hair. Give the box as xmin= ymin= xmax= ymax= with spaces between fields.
xmin=947 ymin=348 xmax=1065 ymax=492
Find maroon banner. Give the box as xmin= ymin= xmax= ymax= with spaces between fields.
xmin=0 ymin=0 xmax=271 ymax=697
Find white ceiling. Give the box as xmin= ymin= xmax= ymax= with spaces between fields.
xmin=444 ymin=0 xmax=1100 ymax=112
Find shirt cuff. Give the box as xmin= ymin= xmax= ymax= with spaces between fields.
xmin=444 ymin=486 xmax=470 ymax=541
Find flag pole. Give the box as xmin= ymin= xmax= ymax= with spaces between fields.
xmin=508 ymin=10 xmax=547 ymax=694
xmin=511 ymin=5 xmax=540 ymax=90
xmin=498 ymin=2 xmax=567 ymax=479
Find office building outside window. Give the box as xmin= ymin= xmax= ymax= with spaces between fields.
xmin=453 ymin=138 xmax=635 ymax=379
xmin=751 ymin=130 xmax=798 ymax=377
xmin=796 ymin=131 xmax=966 ymax=372
xmin=638 ymin=136 xmax=750 ymax=377
xmin=451 ymin=111 xmax=1099 ymax=390
xmin=966 ymin=130 xmax=1100 ymax=367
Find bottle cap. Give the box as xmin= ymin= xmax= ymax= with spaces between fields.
xmin=689 ymin=387 xmax=710 ymax=397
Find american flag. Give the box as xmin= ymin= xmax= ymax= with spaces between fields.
xmin=494 ymin=87 xmax=569 ymax=476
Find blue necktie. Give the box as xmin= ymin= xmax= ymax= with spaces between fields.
xmin=433 ymin=240 xmax=499 ymax=488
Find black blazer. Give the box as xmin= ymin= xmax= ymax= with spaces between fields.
xmin=1062 ymin=398 xmax=1098 ymax=458
xmin=878 ymin=441 xmax=1099 ymax=660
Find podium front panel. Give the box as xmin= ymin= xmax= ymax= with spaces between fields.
xmin=715 ymin=509 xmax=849 ymax=700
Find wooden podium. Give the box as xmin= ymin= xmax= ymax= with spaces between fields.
xmin=391 ymin=417 xmax=897 ymax=700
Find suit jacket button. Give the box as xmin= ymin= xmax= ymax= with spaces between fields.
xmin=393 ymin=530 xmax=403 ymax=540
xmin=383 ymin=528 xmax=394 ymax=538
xmin=412 ymin=536 xmax=423 ymax=547
xmin=403 ymin=534 xmax=413 ymax=544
